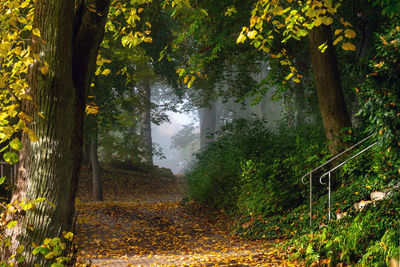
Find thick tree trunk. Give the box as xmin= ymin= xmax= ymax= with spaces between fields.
xmin=4 ymin=0 xmax=110 ymax=263
xmin=90 ymin=132 xmax=103 ymax=202
xmin=138 ymin=81 xmax=153 ymax=164
xmin=308 ymin=25 xmax=352 ymax=155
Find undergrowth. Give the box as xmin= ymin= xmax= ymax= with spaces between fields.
xmin=185 ymin=118 xmax=400 ymax=265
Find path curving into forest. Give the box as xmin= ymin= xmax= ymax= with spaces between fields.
xmin=74 ymin=167 xmax=290 ymax=266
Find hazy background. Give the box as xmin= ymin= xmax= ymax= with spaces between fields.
xmin=152 ymin=110 xmax=199 ymax=174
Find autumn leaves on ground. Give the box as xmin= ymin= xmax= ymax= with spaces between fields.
xmin=74 ymin=165 xmax=290 ymax=266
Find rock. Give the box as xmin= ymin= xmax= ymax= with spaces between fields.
xmin=336 ymin=212 xmax=348 ymax=220
xmin=370 ymin=191 xmax=386 ymax=201
xmin=353 ymin=201 xmax=373 ymax=211
xmin=390 ymin=257 xmax=399 ymax=267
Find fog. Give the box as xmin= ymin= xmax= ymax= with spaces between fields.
xmin=152 ymin=110 xmax=199 ymax=174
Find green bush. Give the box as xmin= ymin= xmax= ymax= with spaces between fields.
xmin=287 ymin=192 xmax=400 ymax=266
xmin=185 ymin=119 xmax=329 ymax=217
xmin=359 ymin=24 xmax=400 ymax=178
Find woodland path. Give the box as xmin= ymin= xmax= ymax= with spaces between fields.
xmin=74 ymin=166 xmax=289 ymax=266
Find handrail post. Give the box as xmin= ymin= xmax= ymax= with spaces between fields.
xmin=328 ymin=172 xmax=331 ymax=222
xmin=309 ymin=173 xmax=312 ymax=227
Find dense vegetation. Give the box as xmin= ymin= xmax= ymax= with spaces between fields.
xmin=0 ymin=0 xmax=399 ymax=265
xmin=184 ymin=24 xmax=400 ymax=266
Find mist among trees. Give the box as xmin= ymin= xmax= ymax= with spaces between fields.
xmin=0 ymin=0 xmax=399 ymax=265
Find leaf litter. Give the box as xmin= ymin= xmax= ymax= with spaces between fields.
xmin=74 ymin=166 xmax=295 ymax=266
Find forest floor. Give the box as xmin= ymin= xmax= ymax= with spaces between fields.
xmin=74 ymin=165 xmax=293 ymax=266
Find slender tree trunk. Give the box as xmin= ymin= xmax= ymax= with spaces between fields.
xmin=138 ymin=81 xmax=153 ymax=164
xmin=4 ymin=0 xmax=110 ymax=263
xmin=199 ymin=101 xmax=216 ymax=149
xmin=90 ymin=131 xmax=103 ymax=202
xmin=308 ymin=25 xmax=352 ymax=155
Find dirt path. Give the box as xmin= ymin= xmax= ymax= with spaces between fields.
xmin=75 ymin=170 xmax=289 ymax=266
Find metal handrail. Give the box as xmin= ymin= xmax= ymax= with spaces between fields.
xmin=319 ymin=142 xmax=378 ymax=180
xmin=301 ymin=133 xmax=375 ymax=182
xmin=300 ymin=133 xmax=376 ymax=227
xmin=319 ymin=141 xmax=377 ymax=222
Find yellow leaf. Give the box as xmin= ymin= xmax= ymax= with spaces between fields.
xmin=335 ymin=29 xmax=343 ymax=35
xmin=184 ymin=75 xmax=189 ymax=84
xmin=237 ymin=33 xmax=246 ymax=44
xmin=305 ymin=8 xmax=318 ymax=18
xmin=333 ymin=36 xmax=343 ymax=46
xmin=342 ymin=42 xmax=356 ymax=51
xmin=101 ymin=69 xmax=111 ymax=75
xmin=340 ymin=18 xmax=352 ymax=27
xmin=247 ymin=30 xmax=257 ymax=39
xmin=318 ymin=42 xmax=328 ymax=53
xmin=144 ymin=37 xmax=152 ymax=43
xmin=32 ymin=28 xmax=41 ymax=38
xmin=40 ymin=62 xmax=49 ymax=75
xmin=0 ymin=42 xmax=11 ymax=57
xmin=0 ymin=77 xmax=6 ymax=88
xmin=38 ymin=112 xmax=45 ymax=119
xmin=187 ymin=76 xmax=196 ymax=88
xmin=25 ymin=128 xmax=39 ymax=142
xmin=20 ymin=1 xmax=30 ymax=8
xmin=315 ymin=16 xmax=323 ymax=27
xmin=321 ymin=16 xmax=333 ymax=26
xmin=16 ymin=245 xmax=25 ymax=254
xmin=344 ymin=29 xmax=356 ymax=38
xmin=285 ymin=72 xmax=294 ymax=80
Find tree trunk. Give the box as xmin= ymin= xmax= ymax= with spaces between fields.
xmin=199 ymin=101 xmax=216 ymax=149
xmin=4 ymin=0 xmax=110 ymax=263
xmin=90 ymin=131 xmax=103 ymax=202
xmin=138 ymin=81 xmax=153 ymax=164
xmin=308 ymin=25 xmax=352 ymax=155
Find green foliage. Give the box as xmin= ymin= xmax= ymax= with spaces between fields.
xmin=287 ymin=194 xmax=400 ymax=266
xmin=185 ymin=118 xmax=328 ymax=218
xmin=359 ymin=24 xmax=400 ymax=178
xmin=0 ymin=197 xmax=74 ymax=266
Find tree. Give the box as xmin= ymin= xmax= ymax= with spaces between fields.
xmin=3 ymin=0 xmax=110 ymax=262
xmin=308 ymin=25 xmax=351 ymax=154
xmin=235 ymin=0 xmax=357 ymax=154
xmin=89 ymin=120 xmax=103 ymax=202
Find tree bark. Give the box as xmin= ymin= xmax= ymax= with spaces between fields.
xmin=138 ymin=81 xmax=153 ymax=164
xmin=90 ymin=131 xmax=103 ymax=202
xmin=4 ymin=0 xmax=110 ymax=263
xmin=308 ymin=25 xmax=352 ymax=155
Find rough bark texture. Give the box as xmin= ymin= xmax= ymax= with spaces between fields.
xmin=138 ymin=81 xmax=153 ymax=164
xmin=90 ymin=132 xmax=103 ymax=202
xmin=308 ymin=25 xmax=352 ymax=155
xmin=4 ymin=0 xmax=110 ymax=263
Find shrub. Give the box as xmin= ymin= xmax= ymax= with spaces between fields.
xmin=185 ymin=119 xmax=329 ymax=217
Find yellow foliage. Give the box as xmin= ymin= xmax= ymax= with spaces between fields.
xmin=341 ymin=42 xmax=356 ymax=51
xmin=237 ymin=33 xmax=247 ymax=44
xmin=334 ymin=29 xmax=343 ymax=35
xmin=344 ymin=29 xmax=356 ymax=38
xmin=32 ymin=28 xmax=41 ymax=38
xmin=247 ymin=30 xmax=258 ymax=39
xmin=333 ymin=36 xmax=343 ymax=46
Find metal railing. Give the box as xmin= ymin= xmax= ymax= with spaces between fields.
xmin=301 ymin=134 xmax=376 ymax=227
xmin=0 ymin=161 xmax=17 ymax=186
